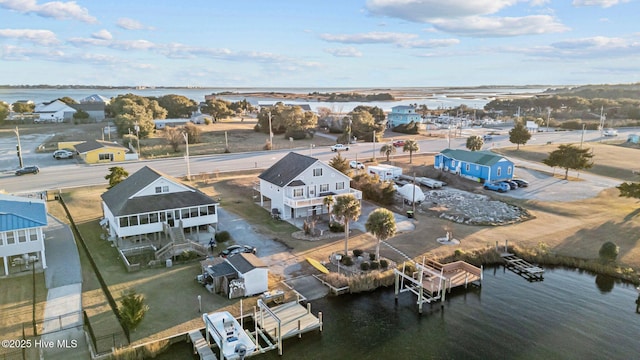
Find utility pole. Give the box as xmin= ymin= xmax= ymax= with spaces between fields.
xmin=14 ymin=127 xmax=23 ymax=168
xmin=183 ymin=132 xmax=191 ymax=180
xmin=372 ymin=130 xmax=376 ymax=161
xmin=580 ymin=123 xmax=586 ymax=149
xmin=268 ymin=111 xmax=273 ymax=149
xmin=546 ymin=108 xmax=551 ymax=133
xmin=134 ymin=121 xmax=141 ymax=158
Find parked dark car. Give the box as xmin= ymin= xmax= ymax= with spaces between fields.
xmin=501 ymin=180 xmax=518 ymax=190
xmin=15 ymin=166 xmax=40 ymax=176
xmin=512 ymin=179 xmax=529 ymax=188
xmin=219 ymin=245 xmax=257 ymax=258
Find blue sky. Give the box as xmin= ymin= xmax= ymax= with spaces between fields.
xmin=0 ymin=0 xmax=638 ymax=87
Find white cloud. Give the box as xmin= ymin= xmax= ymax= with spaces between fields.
xmin=321 ymin=31 xmax=418 ymax=44
xmin=0 ymin=28 xmax=59 ymax=45
xmin=572 ymin=0 xmax=628 ymax=8
xmin=0 ymin=0 xmax=97 ymax=23
xmin=366 ymin=0 xmax=519 ymax=21
xmin=117 ymin=18 xmax=153 ymax=30
xmin=92 ymin=29 xmax=112 ymax=40
xmin=402 ymin=38 xmax=460 ymax=48
xmin=431 ymin=15 xmax=569 ymax=37
xmin=0 ymin=44 xmax=64 ymax=60
xmin=324 ymin=47 xmax=363 ymax=57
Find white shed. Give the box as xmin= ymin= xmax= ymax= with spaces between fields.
xmin=227 ymin=253 xmax=268 ymax=297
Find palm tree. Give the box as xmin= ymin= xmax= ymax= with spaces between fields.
xmin=466 ymin=135 xmax=484 ymax=151
xmin=403 ymin=139 xmax=419 ymax=164
xmin=379 ymin=143 xmax=396 ymax=162
xmin=323 ymin=195 xmax=334 ymax=225
xmin=332 ymin=194 xmax=361 ymax=255
xmin=365 ymin=208 xmax=397 ymax=261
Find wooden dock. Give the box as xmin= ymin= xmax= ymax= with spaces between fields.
xmin=257 ymin=301 xmax=322 ymax=340
xmin=501 ymin=253 xmax=544 ymax=281
xmin=394 ymin=258 xmax=482 ymax=313
xmin=188 ymin=330 xmax=217 ymax=360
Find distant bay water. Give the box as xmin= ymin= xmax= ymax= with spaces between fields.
xmin=0 ymin=86 xmax=548 ymax=113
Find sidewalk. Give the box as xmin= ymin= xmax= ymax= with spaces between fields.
xmin=41 ymin=215 xmax=90 ymax=360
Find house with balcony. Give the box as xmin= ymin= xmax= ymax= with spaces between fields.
xmin=434 ymin=148 xmax=514 ymax=183
xmin=387 ymin=105 xmax=422 ymax=128
xmin=0 ymin=194 xmax=48 ymax=276
xmin=257 ymin=152 xmax=361 ymax=220
xmin=101 ymin=166 xmax=219 ymax=246
xmin=34 ymin=100 xmax=77 ymax=123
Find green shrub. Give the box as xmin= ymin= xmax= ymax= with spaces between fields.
xmin=353 ymin=249 xmax=363 ymax=257
xmin=215 ymin=231 xmax=231 ymax=243
xmin=369 ymin=253 xmax=376 ymax=261
xmin=360 ymin=262 xmax=370 ymax=271
xmin=370 ymin=261 xmax=380 ymax=270
xmin=392 ymin=121 xmax=420 ymax=134
xmin=204 ymin=118 xmax=212 ymax=125
xmin=341 ymin=255 xmax=353 ymax=266
xmin=329 ymin=222 xmax=344 ymax=233
xmin=380 ymin=259 xmax=388 ymax=268
xmin=599 ymin=241 xmax=619 ymax=262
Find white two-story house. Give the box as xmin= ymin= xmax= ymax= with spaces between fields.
xmin=257 ymin=152 xmax=362 ymax=220
xmin=101 ymin=166 xmax=219 ymax=242
xmin=0 ymin=194 xmax=48 ymax=276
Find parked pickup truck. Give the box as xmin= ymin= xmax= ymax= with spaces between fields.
xmin=330 ymin=144 xmax=350 ymax=152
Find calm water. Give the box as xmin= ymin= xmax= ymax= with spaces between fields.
xmin=0 ymin=87 xmax=547 ymax=113
xmin=165 ymin=267 xmax=640 ymax=360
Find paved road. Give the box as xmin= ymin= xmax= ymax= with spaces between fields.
xmin=1 ymin=127 xmax=637 ymax=194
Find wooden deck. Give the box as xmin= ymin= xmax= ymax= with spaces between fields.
xmin=188 ymin=330 xmax=217 ymax=360
xmin=258 ymin=301 xmax=322 ymax=340
xmin=501 ymin=253 xmax=544 ymax=281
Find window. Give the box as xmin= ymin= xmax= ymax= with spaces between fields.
xmin=163 ymin=186 xmax=169 ymax=192
xmin=181 ymin=209 xmax=190 ymax=219
xmin=507 ymin=166 xmax=512 ymax=175
xmin=336 ymin=182 xmax=345 ymax=190
xmin=149 ymin=213 xmax=159 ymax=223
xmin=7 ymin=231 xmax=14 ymax=244
xmin=200 ymin=206 xmax=208 ymax=216
xmin=497 ymin=167 xmax=502 ymax=176
xmin=139 ymin=214 xmax=149 ymax=225
xmin=129 ymin=215 xmax=139 ymax=226
xmin=119 ymin=217 xmax=129 ymax=227
xmin=155 ymin=186 xmax=169 ymax=193
xmin=98 ymin=153 xmax=113 ymax=161
xmin=160 ymin=212 xmax=166 ymax=222
xmin=155 ymin=186 xmax=162 ymax=194
xmin=30 ymin=230 xmax=38 ymax=241
xmin=320 ymin=184 xmax=329 ymax=192
xmin=18 ymin=230 xmax=27 ymax=243
xmin=207 ymin=205 xmax=216 ymax=215
xmin=313 ymin=168 xmax=322 ymax=177
xmin=293 ymin=188 xmax=304 ymax=197
xmin=465 ymin=164 xmax=470 ymax=172
xmin=190 ymin=207 xmax=199 ymax=218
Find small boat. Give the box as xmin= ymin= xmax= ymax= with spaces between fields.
xmin=203 ymin=311 xmax=256 ymax=359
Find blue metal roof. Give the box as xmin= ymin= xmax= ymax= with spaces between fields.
xmin=0 ymin=195 xmax=47 ymax=231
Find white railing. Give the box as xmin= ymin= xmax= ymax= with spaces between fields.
xmin=283 ymin=189 xmax=362 ymax=208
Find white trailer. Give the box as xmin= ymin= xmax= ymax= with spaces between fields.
xmin=367 ymin=164 xmax=402 ymax=181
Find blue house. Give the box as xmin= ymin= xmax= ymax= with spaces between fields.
xmin=434 ymin=149 xmax=514 ymax=183
xmin=387 ymin=105 xmax=422 ymax=128
xmin=0 ymin=194 xmax=48 ymax=275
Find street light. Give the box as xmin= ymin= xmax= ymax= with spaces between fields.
xmin=182 ymin=132 xmax=191 ymax=180
xmin=134 ymin=121 xmax=141 ymax=158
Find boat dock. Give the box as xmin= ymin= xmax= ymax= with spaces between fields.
xmin=195 ymin=299 xmax=322 ymax=359
xmin=394 ymin=257 xmax=482 ymax=313
xmin=497 ymin=240 xmax=544 ymax=281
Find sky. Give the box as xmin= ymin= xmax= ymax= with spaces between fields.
xmin=0 ymin=0 xmax=638 ymax=87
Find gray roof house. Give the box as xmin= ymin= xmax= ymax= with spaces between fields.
xmin=257 ymin=152 xmax=361 ymax=220
xmin=101 ymin=166 xmax=219 ymax=241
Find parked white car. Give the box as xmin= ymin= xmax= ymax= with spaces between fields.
xmin=603 ymin=128 xmax=618 ymax=137
xmin=349 ymin=160 xmax=364 ymax=169
xmin=53 ymin=149 xmax=74 ymax=159
xmin=330 ymin=144 xmax=349 ymax=152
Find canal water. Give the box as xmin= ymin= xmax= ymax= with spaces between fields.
xmin=162 ymin=267 xmax=640 ymax=360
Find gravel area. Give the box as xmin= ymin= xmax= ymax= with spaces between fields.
xmin=421 ymin=188 xmax=531 ymax=225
